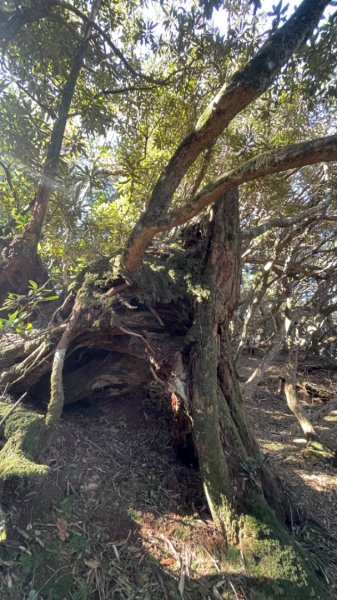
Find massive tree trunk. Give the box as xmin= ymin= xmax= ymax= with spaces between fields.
xmin=180 ymin=191 xmax=321 ymax=598
xmin=186 ymin=189 xmax=250 ymax=524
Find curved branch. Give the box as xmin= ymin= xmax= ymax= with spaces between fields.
xmin=242 ymin=200 xmax=332 ymax=240
xmin=46 ymin=302 xmax=81 ymax=429
xmin=0 ymin=2 xmax=57 ymax=45
xmin=123 ymin=0 xmax=332 ymax=272
xmin=166 ymin=134 xmax=337 ymax=230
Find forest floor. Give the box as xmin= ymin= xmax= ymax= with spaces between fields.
xmin=0 ymin=354 xmax=336 ymax=600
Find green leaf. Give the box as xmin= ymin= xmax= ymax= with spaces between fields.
xmin=40 ymin=295 xmax=59 ymax=301
xmin=28 ymin=280 xmax=38 ymax=292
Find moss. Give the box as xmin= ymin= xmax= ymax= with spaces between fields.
xmin=226 ymin=544 xmax=241 ymax=566
xmin=302 ymin=441 xmax=336 ymax=466
xmin=134 ymin=247 xmax=210 ymax=306
xmin=239 ymin=495 xmax=323 ymax=599
xmin=0 ymin=403 xmax=49 ymax=482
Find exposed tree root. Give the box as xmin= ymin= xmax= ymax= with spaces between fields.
xmin=46 ymin=300 xmax=82 ymax=429
xmin=0 ymin=230 xmax=327 ymax=597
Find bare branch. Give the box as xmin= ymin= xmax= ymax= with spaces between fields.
xmin=242 ymin=200 xmax=331 ymax=240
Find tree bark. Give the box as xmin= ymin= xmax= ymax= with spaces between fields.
xmin=178 ymin=190 xmax=322 ymax=596
xmin=284 ymin=339 xmax=316 ymax=439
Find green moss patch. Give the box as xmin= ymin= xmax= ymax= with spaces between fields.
xmin=240 ymin=496 xmax=323 ymax=599
xmin=0 ymin=403 xmax=49 ymax=482
xmin=302 ymin=440 xmax=336 ymax=466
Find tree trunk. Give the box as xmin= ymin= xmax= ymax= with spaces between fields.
xmin=182 ymin=190 xmax=322 ymax=597
xmin=0 ymin=0 xmax=102 ymax=304
xmin=283 ymin=360 xmax=316 ymax=440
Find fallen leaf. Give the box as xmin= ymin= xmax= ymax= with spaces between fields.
xmin=161 ymin=557 xmax=176 ymax=566
xmin=84 ymin=559 xmax=100 ymax=570
xmin=56 ymin=518 xmax=70 ymax=542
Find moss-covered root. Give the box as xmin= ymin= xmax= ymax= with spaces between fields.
xmin=302 ymin=440 xmax=337 ymax=466
xmin=0 ymin=402 xmax=49 ymax=481
xmin=239 ymin=496 xmax=323 ymax=599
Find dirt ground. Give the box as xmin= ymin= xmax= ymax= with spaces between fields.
xmin=0 ymin=355 xmax=336 ymax=599
xmin=241 ymin=353 xmax=337 ymax=596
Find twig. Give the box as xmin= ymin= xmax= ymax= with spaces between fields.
xmin=149 ymin=306 xmax=164 ymax=327
xmin=228 ymin=578 xmax=240 ymax=600
xmin=119 ymin=325 xmax=155 ymax=355
xmin=0 ymin=393 xmax=27 ymax=429
xmin=105 ymin=281 xmax=131 ymax=297
xmin=201 ymin=544 xmax=220 ymax=572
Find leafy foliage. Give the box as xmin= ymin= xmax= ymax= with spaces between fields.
xmin=0 ymin=280 xmax=58 ymax=334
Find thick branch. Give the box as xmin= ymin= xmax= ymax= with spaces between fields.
xmin=167 ymin=135 xmax=337 ymax=229
xmin=243 ymin=327 xmax=286 ymax=402
xmin=45 ymin=302 xmax=81 ymax=429
xmin=0 ymin=2 xmax=57 ymax=45
xmin=123 ymin=0 xmax=331 ymax=272
xmin=284 ymin=347 xmax=316 ymax=439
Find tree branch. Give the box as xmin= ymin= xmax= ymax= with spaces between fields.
xmin=58 ymin=1 xmax=173 ymax=85
xmin=123 ymin=0 xmax=332 ymax=272
xmin=163 ymin=134 xmax=337 ymax=235
xmin=23 ymin=0 xmax=102 ymax=248
xmin=242 ymin=200 xmax=332 ymax=240
xmin=0 ymin=160 xmax=19 ymax=207
xmin=0 ymin=1 xmax=58 ymax=46
xmin=0 ymin=1 xmax=173 ymax=86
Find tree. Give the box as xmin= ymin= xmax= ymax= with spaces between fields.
xmin=0 ymin=0 xmax=336 ymax=597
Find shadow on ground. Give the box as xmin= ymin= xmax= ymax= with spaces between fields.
xmin=0 ymin=379 xmax=333 ymax=599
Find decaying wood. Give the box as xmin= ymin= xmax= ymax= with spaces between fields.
xmin=298 ymin=379 xmax=336 ymax=400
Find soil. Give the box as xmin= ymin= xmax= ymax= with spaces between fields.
xmin=0 ymin=354 xmax=336 ymax=599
